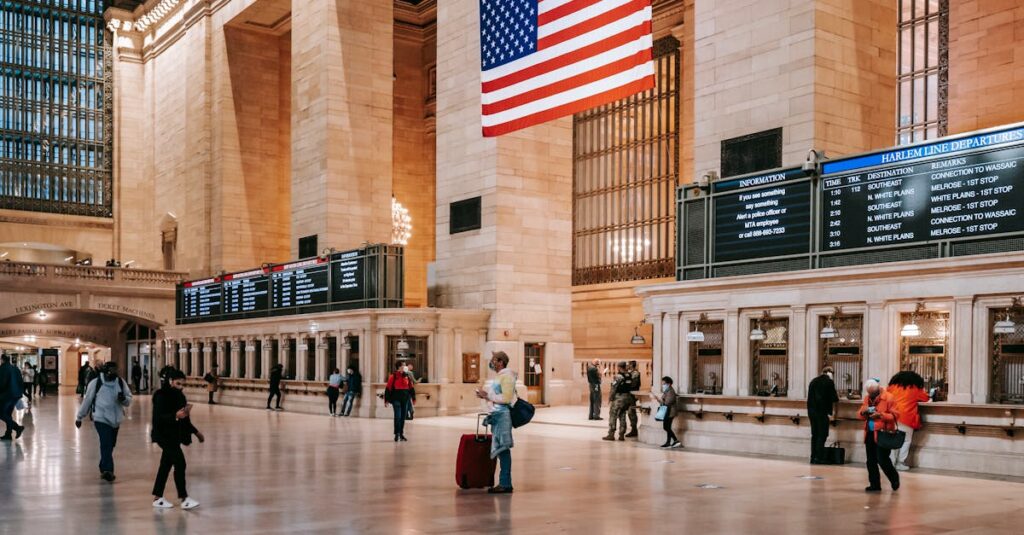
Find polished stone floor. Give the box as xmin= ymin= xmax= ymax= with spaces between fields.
xmin=2 ymin=394 xmax=1023 ymax=535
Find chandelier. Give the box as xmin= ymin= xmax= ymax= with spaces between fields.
xmin=391 ymin=197 xmax=412 ymax=246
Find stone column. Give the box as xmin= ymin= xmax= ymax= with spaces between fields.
xmin=662 ymin=313 xmax=680 ymax=391
xmin=279 ymin=336 xmax=291 ymax=379
xmin=261 ymin=337 xmax=273 ymax=380
xmin=724 ymin=311 xmax=740 ymax=396
xmin=950 ymin=297 xmax=975 ymax=404
xmin=678 ymin=317 xmax=693 ymax=395
xmin=230 ymin=339 xmax=241 ymax=379
xmin=453 ymin=329 xmax=464 ymax=384
xmin=314 ymin=333 xmax=327 ymax=382
xmin=336 ymin=332 xmax=348 ymax=374
xmin=865 ymin=301 xmax=887 ymax=384
xmin=245 ymin=339 xmax=256 ymax=380
xmin=290 ymin=0 xmax=393 ymax=253
xmin=217 ymin=339 xmax=228 ymax=373
xmin=189 ymin=343 xmax=200 ymax=377
xmin=202 ymin=343 xmax=213 ymax=376
xmin=296 ymin=336 xmax=308 ymax=382
xmin=789 ymin=307 xmax=807 ymax=400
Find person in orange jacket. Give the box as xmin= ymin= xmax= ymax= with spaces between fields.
xmin=887 ymin=371 xmax=932 ymax=471
xmin=858 ymin=379 xmax=900 ymax=492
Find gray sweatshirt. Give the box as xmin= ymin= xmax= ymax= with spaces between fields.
xmin=76 ymin=375 xmax=132 ymax=428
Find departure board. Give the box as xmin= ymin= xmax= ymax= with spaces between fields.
xmin=222 ymin=268 xmax=270 ymax=315
xmin=331 ymin=249 xmax=365 ymax=305
xmin=181 ymin=278 xmax=222 ymax=320
xmin=712 ymin=168 xmax=812 ymax=262
xmin=270 ymin=258 xmax=330 ymax=309
xmin=821 ymin=143 xmax=1024 ymax=251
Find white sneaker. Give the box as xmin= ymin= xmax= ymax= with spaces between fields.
xmin=670 ymin=441 xmax=682 ymax=448
xmin=181 ymin=497 xmax=200 ymax=510
xmin=895 ymin=463 xmax=911 ymax=471
xmin=152 ymin=498 xmax=174 ymax=509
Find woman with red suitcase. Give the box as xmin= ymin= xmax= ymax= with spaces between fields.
xmin=474 ymin=351 xmax=517 ymax=494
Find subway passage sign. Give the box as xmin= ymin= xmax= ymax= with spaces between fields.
xmin=821 ymin=127 xmax=1024 ymax=251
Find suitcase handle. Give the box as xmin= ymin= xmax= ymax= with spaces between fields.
xmin=476 ymin=412 xmax=490 ymax=442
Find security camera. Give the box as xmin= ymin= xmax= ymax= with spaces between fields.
xmin=802 ymin=149 xmax=825 ymax=174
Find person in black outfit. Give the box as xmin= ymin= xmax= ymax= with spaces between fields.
xmin=586 ymin=359 xmax=603 ymax=420
xmin=150 ymin=369 xmax=199 ymax=509
xmin=78 ymin=362 xmax=93 ymax=398
xmin=131 ymin=358 xmax=143 ymax=393
xmin=807 ymin=365 xmax=840 ymax=464
xmin=267 ymin=363 xmax=283 ymax=411
xmin=341 ymin=367 xmax=361 ymax=416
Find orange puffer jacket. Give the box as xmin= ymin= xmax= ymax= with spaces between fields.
xmin=887 ymin=384 xmax=930 ymax=430
xmin=858 ymin=389 xmax=900 ymax=439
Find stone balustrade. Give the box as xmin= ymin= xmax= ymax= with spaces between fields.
xmin=0 ymin=261 xmax=185 ymax=287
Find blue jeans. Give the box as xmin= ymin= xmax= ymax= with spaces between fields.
xmin=392 ymin=400 xmax=406 ymax=436
xmin=341 ymin=392 xmax=357 ymax=415
xmin=94 ymin=421 xmax=119 ymax=473
xmin=497 ymin=449 xmax=512 ymax=488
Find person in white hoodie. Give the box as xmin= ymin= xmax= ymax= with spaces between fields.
xmin=76 ymin=361 xmax=132 ymax=482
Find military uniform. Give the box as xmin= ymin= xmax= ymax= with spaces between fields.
xmin=603 ymin=373 xmax=632 ymax=440
xmin=625 ymin=368 xmax=641 ymax=437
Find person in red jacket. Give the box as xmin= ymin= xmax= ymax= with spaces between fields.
xmin=887 ymin=371 xmax=932 ymax=471
xmin=384 ymin=362 xmax=414 ymax=442
xmin=858 ymin=379 xmax=900 ymax=492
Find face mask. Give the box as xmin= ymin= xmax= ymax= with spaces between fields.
xmin=662 ymin=384 xmax=669 ymax=392
xmin=488 ymin=361 xmax=496 ymax=371
xmin=401 ymin=366 xmax=408 ymax=373
xmin=826 ymin=372 xmax=833 ymax=380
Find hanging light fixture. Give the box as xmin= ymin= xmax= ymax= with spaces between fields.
xmin=750 ymin=311 xmax=768 ymax=341
xmin=820 ymin=306 xmax=841 ymax=339
xmin=687 ymin=313 xmax=708 ymax=342
xmin=391 ymin=197 xmax=412 ymax=246
xmin=396 ymin=330 xmax=410 ymax=352
xmin=36 ymin=310 xmax=48 ymax=320
xmin=308 ymin=321 xmax=319 ymax=335
xmin=630 ymin=321 xmax=646 ymax=345
xmin=994 ymin=297 xmax=1021 ymax=335
xmin=901 ymin=302 xmax=924 ymax=337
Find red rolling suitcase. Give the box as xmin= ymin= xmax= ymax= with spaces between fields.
xmin=456 ymin=413 xmax=497 ymax=489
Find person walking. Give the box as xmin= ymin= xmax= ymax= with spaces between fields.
xmin=21 ymin=362 xmax=35 ymax=407
xmin=0 ymin=354 xmax=25 ymax=440
xmin=151 ymin=369 xmax=200 ymax=510
xmin=327 ymin=368 xmax=343 ymax=416
xmin=474 ymin=351 xmax=517 ymax=494
xmin=35 ymin=364 xmax=45 ymax=398
xmin=602 ymin=362 xmax=631 ymax=441
xmin=888 ymin=370 xmax=931 ymax=471
xmin=624 ymin=360 xmax=641 ymax=437
xmin=341 ymin=366 xmax=361 ymax=417
xmin=75 ymin=362 xmax=132 ymax=482
xmin=586 ymin=359 xmax=602 ymax=420
xmin=403 ymin=362 xmax=419 ymax=420
xmin=131 ymin=358 xmax=143 ymax=394
xmin=807 ymin=365 xmax=839 ymax=464
xmin=654 ymin=376 xmax=680 ymax=448
xmin=266 ymin=363 xmax=283 ymax=411
xmin=203 ymin=364 xmax=220 ymax=405
xmin=78 ymin=362 xmax=93 ymax=398
xmin=859 ymin=379 xmax=900 ymax=492
xmin=384 ymin=362 xmax=414 ymax=442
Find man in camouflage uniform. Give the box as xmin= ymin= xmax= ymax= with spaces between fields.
xmin=602 ymin=362 xmax=631 ymax=441
xmin=624 ymin=360 xmax=641 ymax=438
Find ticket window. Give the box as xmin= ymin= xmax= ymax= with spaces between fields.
xmin=252 ymin=340 xmax=263 ymax=379
xmin=690 ymin=320 xmax=724 ymax=394
xmin=387 ymin=335 xmax=428 ymax=382
xmin=524 ymin=343 xmax=544 ymax=404
xmin=991 ymin=308 xmax=1024 ymax=404
xmin=752 ymin=317 xmax=789 ymax=397
xmin=900 ymin=311 xmax=949 ymax=401
xmin=820 ymin=314 xmax=864 ymax=399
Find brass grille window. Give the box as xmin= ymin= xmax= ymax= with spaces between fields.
xmin=899 ymin=311 xmax=948 ymax=401
xmin=752 ymin=317 xmax=788 ymax=397
xmin=0 ymin=0 xmax=112 ymax=216
xmin=387 ymin=335 xmax=429 ymax=382
xmin=991 ymin=308 xmax=1024 ymax=404
xmin=896 ymin=0 xmax=948 ymax=145
xmin=690 ymin=319 xmax=723 ymax=394
xmin=572 ymin=36 xmax=679 ymax=286
xmin=819 ymin=314 xmax=863 ymax=399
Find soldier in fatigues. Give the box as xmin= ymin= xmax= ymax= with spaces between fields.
xmin=624 ymin=360 xmax=641 ymax=438
xmin=603 ymin=362 xmax=631 ymax=441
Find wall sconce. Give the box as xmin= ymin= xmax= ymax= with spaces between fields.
xmin=901 ymin=302 xmax=924 ymax=337
xmin=994 ymin=297 xmax=1021 ymax=335
xmin=630 ymin=320 xmax=646 ymax=345
xmin=687 ymin=313 xmax=707 ymax=342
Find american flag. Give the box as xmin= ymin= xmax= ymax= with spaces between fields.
xmin=480 ymin=0 xmax=655 ymax=137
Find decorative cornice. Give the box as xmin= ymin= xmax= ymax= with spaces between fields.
xmin=394 ymin=0 xmax=436 ymax=26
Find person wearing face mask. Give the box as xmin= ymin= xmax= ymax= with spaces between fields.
xmin=384 ymin=361 xmax=414 ymax=441
xmin=653 ymin=376 xmax=680 ymax=448
xmin=151 ymin=369 xmax=200 ymax=509
xmin=75 ymin=361 xmax=132 ymax=482
xmin=341 ymin=366 xmax=361 ymax=416
xmin=859 ymin=378 xmax=900 ymax=492
xmin=474 ymin=351 xmax=517 ymax=494
xmin=806 ymin=365 xmax=839 ymax=464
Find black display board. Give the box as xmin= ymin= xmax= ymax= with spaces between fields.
xmin=179 ymin=278 xmax=222 ymax=323
xmin=271 ymin=258 xmax=330 ymax=310
xmin=222 ymin=268 xmax=270 ymax=318
xmin=175 ymin=244 xmax=404 ymax=324
xmin=821 ymin=143 xmax=1024 ymax=251
xmin=712 ymin=168 xmax=811 ymax=262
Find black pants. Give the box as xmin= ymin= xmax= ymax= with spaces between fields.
xmin=95 ymin=422 xmax=119 ymax=473
xmin=865 ymin=431 xmax=900 ymax=489
xmin=208 ymin=390 xmax=215 ymax=404
xmin=22 ymin=382 xmax=32 ymax=402
xmin=327 ymin=388 xmax=340 ymax=414
xmin=588 ymin=384 xmax=601 ymax=419
xmin=663 ymin=415 xmax=678 ymax=444
xmin=152 ymin=442 xmax=188 ymax=499
xmin=0 ymin=398 xmax=19 ymax=436
xmin=132 ymin=377 xmax=141 ymax=393
xmin=809 ymin=412 xmax=830 ymax=462
xmin=391 ymin=391 xmax=410 ymax=436
xmin=267 ymin=388 xmax=281 ymax=408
